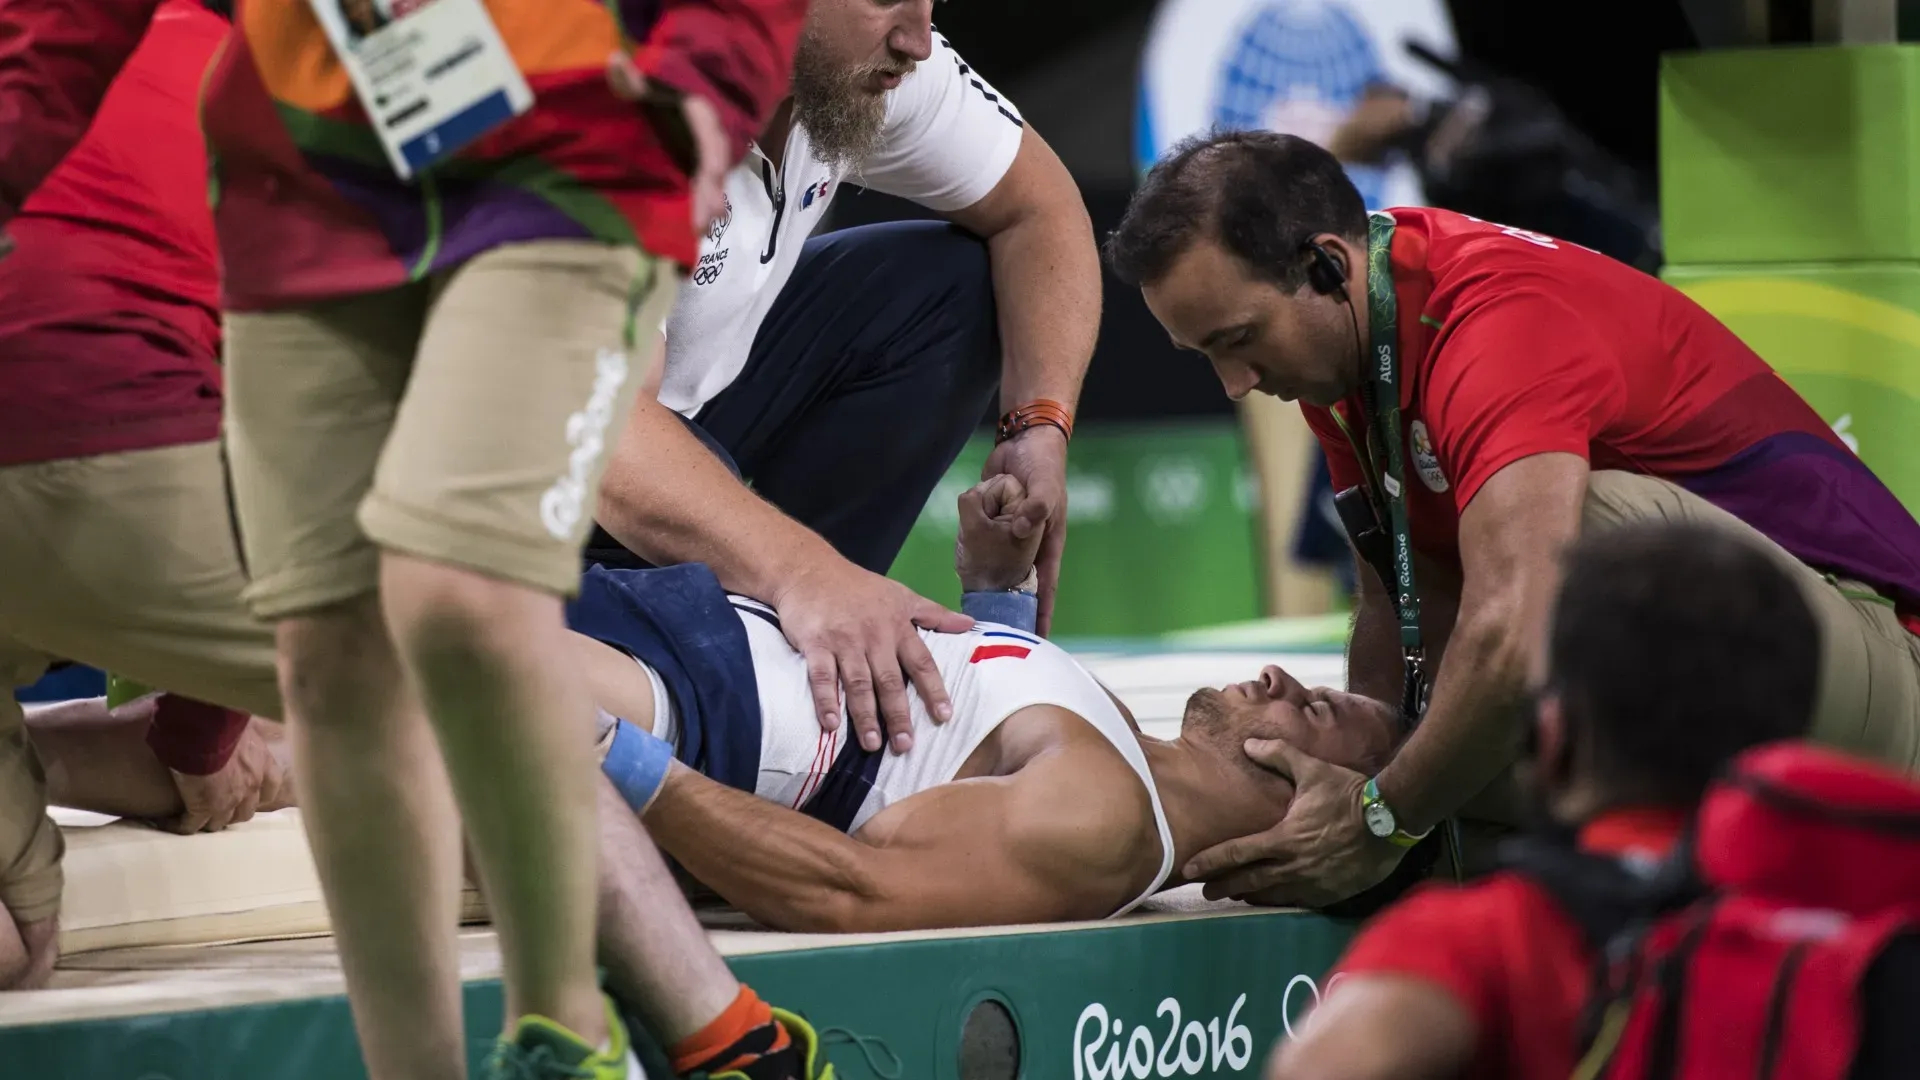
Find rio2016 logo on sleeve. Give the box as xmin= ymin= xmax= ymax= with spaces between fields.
xmin=1072 ymin=994 xmax=1253 ymax=1079
xmin=1409 ymin=419 xmax=1449 ymax=493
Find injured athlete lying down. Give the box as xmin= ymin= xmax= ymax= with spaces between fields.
xmin=594 ymin=615 xmax=1401 ymax=931
xmin=25 ymin=477 xmax=1401 ymax=934
xmin=564 ymin=474 xmax=1404 ymax=932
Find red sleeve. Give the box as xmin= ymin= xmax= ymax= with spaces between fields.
xmin=1333 ymin=882 xmax=1512 ymax=1032
xmin=0 ymin=0 xmax=162 ymax=226
xmin=1302 ymin=403 xmax=1365 ymax=493
xmin=145 ymin=694 xmax=250 ymax=776
xmin=1423 ymin=285 xmax=1627 ymax=511
xmin=631 ymin=0 xmax=809 ymax=165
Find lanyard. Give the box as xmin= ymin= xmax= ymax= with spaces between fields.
xmin=1356 ymin=212 xmax=1429 ymax=723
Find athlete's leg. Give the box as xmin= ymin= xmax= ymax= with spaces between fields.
xmin=593 ymin=768 xmax=811 ymax=1079
xmin=594 ymin=773 xmax=735 ymax=1036
xmin=225 ymin=288 xmax=468 ymax=1080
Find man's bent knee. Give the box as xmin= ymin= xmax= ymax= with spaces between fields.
xmin=1580 ymin=470 xmax=1698 ymax=532
xmin=0 ymin=909 xmax=58 ymax=990
xmin=0 ymin=708 xmax=63 ymax=941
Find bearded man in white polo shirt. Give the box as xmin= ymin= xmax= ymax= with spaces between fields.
xmin=585 ymin=0 xmax=1101 ymax=762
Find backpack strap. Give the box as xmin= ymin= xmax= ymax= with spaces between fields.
xmin=1569 ymin=897 xmax=1720 ymax=1080
xmin=1499 ymin=830 xmax=1710 ymax=1080
xmin=1754 ymin=940 xmax=1812 ymax=1080
xmin=1498 ymin=831 xmax=1700 ymax=950
xmin=1640 ymin=900 xmax=1719 ymax=1080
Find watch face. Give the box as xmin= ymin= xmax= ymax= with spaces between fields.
xmin=1363 ymin=801 xmax=1396 ymax=839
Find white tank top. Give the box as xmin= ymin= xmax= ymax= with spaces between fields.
xmin=727 ymin=598 xmax=1178 ymax=917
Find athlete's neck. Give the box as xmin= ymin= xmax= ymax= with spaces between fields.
xmin=1136 ymin=736 xmax=1292 ymax=888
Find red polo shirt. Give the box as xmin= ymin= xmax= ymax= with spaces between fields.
xmin=1332 ymin=809 xmax=1686 ymax=1080
xmin=1302 ymin=208 xmax=1920 ymax=633
xmin=0 ymin=0 xmax=225 ymax=467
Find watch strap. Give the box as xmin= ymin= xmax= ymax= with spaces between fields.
xmin=1364 ymin=777 xmax=1431 ymax=848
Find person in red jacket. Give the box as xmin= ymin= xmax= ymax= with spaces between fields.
xmin=1105 ymin=130 xmax=1920 ymax=909
xmin=0 ymin=1 xmax=808 ymax=1077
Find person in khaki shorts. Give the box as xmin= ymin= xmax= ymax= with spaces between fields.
xmin=1102 ymin=130 xmax=1920 ymax=912
xmin=0 ymin=0 xmax=291 ymax=990
xmin=1 ymin=0 xmax=808 ymax=1076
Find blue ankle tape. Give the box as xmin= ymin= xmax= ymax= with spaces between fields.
xmin=962 ymin=590 xmax=1039 ymax=633
xmin=601 ymin=719 xmax=674 ymax=815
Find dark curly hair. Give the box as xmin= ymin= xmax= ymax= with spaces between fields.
xmin=1105 ymin=129 xmax=1367 ymax=290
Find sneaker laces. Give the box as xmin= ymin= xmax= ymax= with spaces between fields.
xmin=817 ymin=1026 xmax=900 ymax=1080
xmin=487 ymin=1041 xmax=596 ymax=1080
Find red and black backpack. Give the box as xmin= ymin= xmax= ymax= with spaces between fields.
xmin=1505 ymin=742 xmax=1920 ymax=1080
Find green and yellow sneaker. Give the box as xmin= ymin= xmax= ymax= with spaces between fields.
xmin=487 ymin=998 xmax=642 ymax=1080
xmin=700 ymin=1007 xmax=833 ymax=1080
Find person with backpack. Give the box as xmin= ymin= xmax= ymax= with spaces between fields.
xmin=1266 ymin=520 xmax=1920 ymax=1080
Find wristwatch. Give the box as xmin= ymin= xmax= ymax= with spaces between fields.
xmin=1361 ymin=778 xmax=1431 ymax=849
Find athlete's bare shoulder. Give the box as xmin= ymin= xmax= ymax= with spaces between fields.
xmin=999 ymin=715 xmax=1163 ymax=905
xmin=856 ymin=704 xmax=1163 ymax=921
xmin=978 ymin=706 xmax=1159 ymax=888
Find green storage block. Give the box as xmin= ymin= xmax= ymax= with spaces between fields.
xmin=1664 ymin=262 xmax=1920 ymax=512
xmin=887 ymin=422 xmax=1265 ymax=638
xmin=1661 ymin=45 xmax=1920 ymax=264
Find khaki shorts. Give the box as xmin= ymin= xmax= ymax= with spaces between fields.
xmin=1457 ymin=469 xmax=1920 ymax=844
xmin=1582 ymin=470 xmax=1920 ymax=773
xmin=225 ymin=240 xmax=677 ymax=619
xmin=0 ymin=440 xmax=283 ymax=922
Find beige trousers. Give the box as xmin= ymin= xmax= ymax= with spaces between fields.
xmin=0 ymin=441 xmax=282 ymax=922
xmin=1582 ymin=470 xmax=1920 ymax=773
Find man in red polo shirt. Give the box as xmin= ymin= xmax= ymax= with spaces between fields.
xmin=1105 ymin=130 xmax=1920 ymax=907
xmin=1266 ymin=523 xmax=1920 ymax=1080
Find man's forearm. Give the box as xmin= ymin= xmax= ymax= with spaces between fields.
xmin=25 ymin=698 xmax=183 ymax=819
xmin=596 ymin=396 xmax=836 ymax=599
xmin=644 ymin=764 xmax=879 ymax=932
xmin=985 ymin=201 xmax=1099 ymax=413
xmin=1347 ymin=567 xmax=1403 ymax=705
xmin=1374 ymin=607 xmax=1530 ymax=835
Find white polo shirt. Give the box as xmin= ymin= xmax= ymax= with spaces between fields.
xmin=656 ymin=33 xmax=1027 ymax=417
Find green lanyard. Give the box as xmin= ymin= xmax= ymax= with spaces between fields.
xmin=1357 ymin=212 xmax=1429 ymax=723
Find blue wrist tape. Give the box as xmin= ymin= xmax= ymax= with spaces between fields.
xmin=601 ymin=719 xmax=675 ymax=815
xmin=962 ymin=589 xmax=1039 ymax=633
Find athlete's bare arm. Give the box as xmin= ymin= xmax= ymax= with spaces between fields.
xmin=642 ymin=707 xmax=1159 ymax=932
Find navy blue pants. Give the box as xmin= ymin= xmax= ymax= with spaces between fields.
xmin=587 ymin=220 xmax=1001 ymax=574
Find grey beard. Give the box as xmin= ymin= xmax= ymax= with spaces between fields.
xmin=793 ymin=83 xmax=887 ymax=172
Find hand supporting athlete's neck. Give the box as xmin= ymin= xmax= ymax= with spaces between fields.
xmin=1137 ymin=736 xmax=1292 ymax=890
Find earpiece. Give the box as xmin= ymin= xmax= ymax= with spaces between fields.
xmin=1305 ymin=241 xmax=1347 ymax=297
